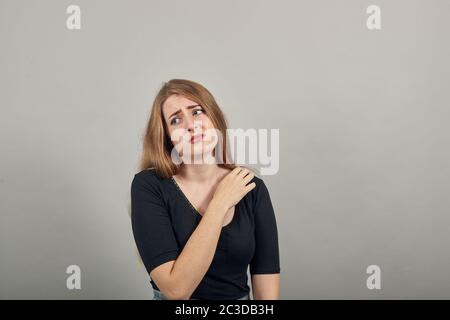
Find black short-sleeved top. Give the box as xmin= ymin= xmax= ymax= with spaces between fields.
xmin=130 ymin=168 xmax=280 ymax=300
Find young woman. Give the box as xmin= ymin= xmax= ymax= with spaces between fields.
xmin=130 ymin=79 xmax=280 ymax=300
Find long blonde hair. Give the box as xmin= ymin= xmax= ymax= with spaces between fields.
xmin=139 ymin=79 xmax=239 ymax=177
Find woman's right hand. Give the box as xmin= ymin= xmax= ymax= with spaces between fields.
xmin=209 ymin=167 xmax=256 ymax=214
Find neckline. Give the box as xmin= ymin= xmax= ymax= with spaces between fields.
xmin=170 ymin=176 xmax=236 ymax=230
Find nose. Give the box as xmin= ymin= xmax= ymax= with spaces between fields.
xmin=184 ymin=112 xmax=201 ymax=133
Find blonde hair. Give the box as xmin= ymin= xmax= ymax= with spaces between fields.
xmin=139 ymin=79 xmax=240 ymax=178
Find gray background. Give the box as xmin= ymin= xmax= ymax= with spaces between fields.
xmin=1 ymin=0 xmax=449 ymax=299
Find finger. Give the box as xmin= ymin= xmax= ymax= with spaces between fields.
xmin=237 ymin=167 xmax=250 ymax=178
xmin=243 ymin=182 xmax=256 ymax=194
xmin=242 ymin=168 xmax=255 ymax=179
xmin=242 ymin=171 xmax=255 ymax=185
xmin=231 ymin=166 xmax=243 ymax=175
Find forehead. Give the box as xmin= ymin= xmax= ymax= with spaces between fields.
xmin=162 ymin=95 xmax=198 ymax=116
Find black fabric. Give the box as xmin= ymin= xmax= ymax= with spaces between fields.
xmin=130 ymin=168 xmax=280 ymax=300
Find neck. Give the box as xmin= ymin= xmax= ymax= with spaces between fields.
xmin=177 ymin=163 xmax=221 ymax=184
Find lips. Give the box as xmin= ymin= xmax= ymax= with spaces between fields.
xmin=190 ymin=134 xmax=204 ymax=143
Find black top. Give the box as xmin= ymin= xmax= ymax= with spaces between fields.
xmin=130 ymin=168 xmax=280 ymax=299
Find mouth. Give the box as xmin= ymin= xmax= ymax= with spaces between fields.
xmin=190 ymin=133 xmax=205 ymax=144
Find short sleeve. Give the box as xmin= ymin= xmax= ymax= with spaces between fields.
xmin=130 ymin=172 xmax=180 ymax=274
xmin=249 ymin=179 xmax=281 ymax=275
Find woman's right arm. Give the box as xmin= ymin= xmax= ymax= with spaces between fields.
xmin=150 ymin=167 xmax=255 ymax=300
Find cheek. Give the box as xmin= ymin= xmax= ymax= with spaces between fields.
xmin=166 ymin=128 xmax=178 ymax=145
xmin=168 ymin=127 xmax=189 ymax=147
xmin=200 ymin=115 xmax=214 ymax=129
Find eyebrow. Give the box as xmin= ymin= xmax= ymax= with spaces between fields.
xmin=168 ymin=104 xmax=201 ymax=120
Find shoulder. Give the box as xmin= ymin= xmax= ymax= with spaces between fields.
xmin=133 ymin=167 xmax=163 ymax=181
xmin=227 ymin=166 xmax=269 ymax=202
xmin=251 ymin=175 xmax=267 ymax=193
xmin=248 ymin=174 xmax=271 ymax=205
xmin=131 ymin=168 xmax=165 ymax=193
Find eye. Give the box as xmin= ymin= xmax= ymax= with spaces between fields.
xmin=170 ymin=117 xmax=180 ymax=125
xmin=193 ymin=108 xmax=204 ymax=116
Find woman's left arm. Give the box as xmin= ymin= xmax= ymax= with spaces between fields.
xmin=249 ymin=178 xmax=281 ymax=300
xmin=251 ymin=273 xmax=280 ymax=300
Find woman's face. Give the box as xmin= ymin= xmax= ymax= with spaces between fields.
xmin=162 ymin=94 xmax=218 ymax=162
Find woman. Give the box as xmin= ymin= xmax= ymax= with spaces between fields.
xmin=130 ymin=79 xmax=280 ymax=300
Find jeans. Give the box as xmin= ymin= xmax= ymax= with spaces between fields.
xmin=152 ymin=289 xmax=250 ymax=300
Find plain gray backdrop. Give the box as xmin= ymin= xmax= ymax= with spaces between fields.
xmin=1 ymin=0 xmax=450 ymax=299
